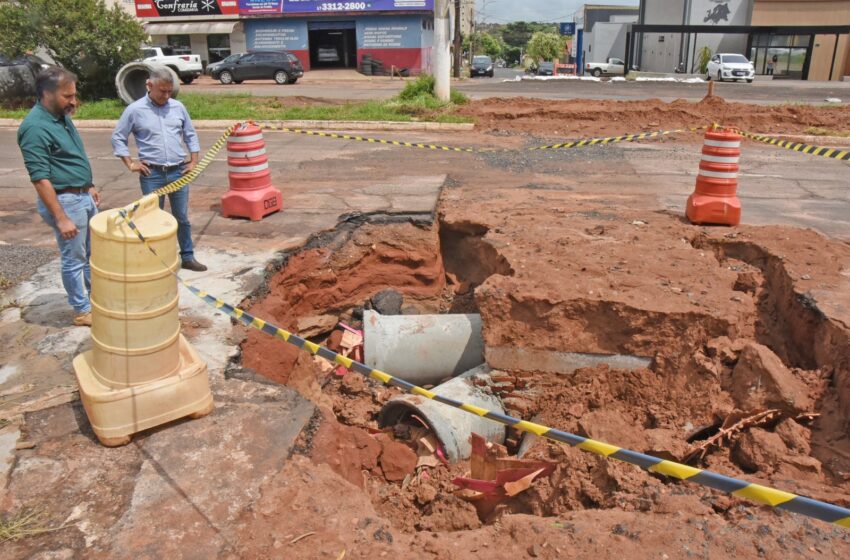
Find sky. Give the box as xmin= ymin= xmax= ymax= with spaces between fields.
xmin=475 ymin=0 xmax=638 ymax=24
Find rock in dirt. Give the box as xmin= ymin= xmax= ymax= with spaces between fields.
xmin=377 ymin=435 xmax=417 ymax=482
xmin=774 ymin=418 xmax=812 ymax=456
xmin=729 ymin=342 xmax=812 ymax=414
xmin=578 ymin=410 xmax=648 ymax=452
xmin=370 ymin=289 xmax=404 ymax=315
xmin=341 ymin=372 xmax=368 ymax=395
xmin=296 ymin=314 xmax=339 ymax=338
xmin=417 ymin=494 xmax=482 ymax=532
xmin=706 ymin=336 xmax=747 ymax=365
xmin=732 ymin=428 xmax=789 ymax=473
xmin=310 ymin=417 xmax=382 ymax=488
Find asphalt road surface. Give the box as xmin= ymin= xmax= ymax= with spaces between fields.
xmin=187 ymin=68 xmax=850 ymax=105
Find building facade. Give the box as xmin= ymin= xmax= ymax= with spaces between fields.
xmin=750 ymin=0 xmax=850 ymax=80
xmin=575 ymin=4 xmax=639 ymax=70
xmin=139 ymin=0 xmax=435 ymax=73
xmin=636 ymin=0 xmax=850 ymax=80
xmin=638 ymin=0 xmax=752 ymax=74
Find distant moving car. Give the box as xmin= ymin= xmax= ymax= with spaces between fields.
xmin=585 ymin=57 xmax=625 ymax=77
xmin=707 ymin=53 xmax=754 ymax=83
xmin=537 ymin=62 xmax=554 ymax=76
xmin=471 ymin=55 xmax=494 ymax=78
xmin=212 ymin=50 xmax=304 ymax=85
xmin=206 ymin=53 xmax=243 ymax=76
xmin=317 ymin=47 xmax=340 ymax=63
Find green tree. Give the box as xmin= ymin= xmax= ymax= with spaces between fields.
xmin=0 ymin=0 xmax=147 ymax=99
xmin=502 ymin=22 xmax=557 ymax=49
xmin=503 ymin=46 xmax=522 ymax=66
xmin=465 ymin=32 xmax=504 ymax=59
xmin=526 ymin=31 xmax=564 ymax=64
xmin=698 ymin=46 xmax=713 ymax=74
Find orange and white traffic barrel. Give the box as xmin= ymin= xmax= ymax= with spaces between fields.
xmin=221 ymin=123 xmax=283 ymax=221
xmin=686 ymin=128 xmax=742 ymax=226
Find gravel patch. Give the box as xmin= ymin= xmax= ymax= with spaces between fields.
xmin=0 ymin=243 xmax=56 ymax=290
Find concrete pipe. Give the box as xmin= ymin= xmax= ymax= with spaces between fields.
xmin=115 ymin=62 xmax=180 ymax=105
xmin=378 ymin=365 xmax=505 ymax=463
xmin=363 ymin=310 xmax=484 ymax=386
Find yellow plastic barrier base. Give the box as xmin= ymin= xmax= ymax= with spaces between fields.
xmin=73 ymin=334 xmax=214 ymax=447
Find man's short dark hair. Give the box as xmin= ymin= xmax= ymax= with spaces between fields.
xmin=36 ymin=67 xmax=78 ymax=99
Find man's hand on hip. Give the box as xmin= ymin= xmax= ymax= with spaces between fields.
xmin=57 ymin=216 xmax=79 ymax=240
xmin=89 ymin=187 xmax=101 ymax=207
xmin=182 ymin=161 xmax=197 ymax=176
xmin=129 ymin=160 xmax=151 ymax=176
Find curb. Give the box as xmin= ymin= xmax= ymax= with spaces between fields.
xmin=0 ymin=118 xmax=474 ymax=132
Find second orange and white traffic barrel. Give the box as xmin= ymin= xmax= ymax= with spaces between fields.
xmin=686 ymin=128 xmax=742 ymax=226
xmin=221 ymin=123 xmax=283 ymax=221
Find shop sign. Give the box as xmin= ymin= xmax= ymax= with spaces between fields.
xmin=281 ymin=0 xmax=433 ymax=13
xmin=136 ymin=0 xmax=239 ymax=17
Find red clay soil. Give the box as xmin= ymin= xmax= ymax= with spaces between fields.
xmin=457 ymin=95 xmax=850 ymax=137
xmin=237 ymin=187 xmax=850 ymax=557
xmin=239 ymin=221 xmax=447 ymax=385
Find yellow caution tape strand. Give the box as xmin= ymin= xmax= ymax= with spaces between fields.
xmin=113 ymin=206 xmax=850 ymax=530
xmin=528 ymin=126 xmax=708 ymax=151
xmin=122 ymin=123 xmax=239 ymax=219
xmin=256 ymin=121 xmax=706 ymax=153
xmin=739 ymin=130 xmax=850 ymax=161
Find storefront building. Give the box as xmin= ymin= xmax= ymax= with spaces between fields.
xmin=750 ymin=0 xmax=850 ymax=81
xmin=633 ymin=0 xmax=850 ymax=80
xmin=138 ymin=0 xmax=435 ymax=73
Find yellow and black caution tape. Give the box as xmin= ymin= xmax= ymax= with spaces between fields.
xmin=256 ymin=121 xmax=706 ymax=154
xmin=529 ymin=126 xmax=708 ymax=151
xmin=257 ymin=122 xmax=477 ymax=152
xmin=123 ymin=123 xmax=238 ymax=219
xmin=741 ymin=130 xmax=850 ymax=161
xmin=113 ymin=196 xmax=850 ymax=530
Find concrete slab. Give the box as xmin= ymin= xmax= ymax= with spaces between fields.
xmin=2 ymin=380 xmax=315 ymax=558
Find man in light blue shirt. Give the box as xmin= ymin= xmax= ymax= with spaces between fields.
xmin=111 ymin=67 xmax=206 ymax=271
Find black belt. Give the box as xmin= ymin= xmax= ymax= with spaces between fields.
xmin=145 ymin=163 xmax=183 ymax=172
xmin=57 ymin=186 xmax=90 ymax=194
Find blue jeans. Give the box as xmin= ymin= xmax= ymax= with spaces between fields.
xmin=139 ymin=166 xmax=195 ymax=261
xmin=38 ymin=191 xmax=98 ymax=314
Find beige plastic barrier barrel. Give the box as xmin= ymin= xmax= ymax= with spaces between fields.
xmin=73 ymin=194 xmax=213 ymax=446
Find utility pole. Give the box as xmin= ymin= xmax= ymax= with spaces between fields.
xmin=453 ymin=0 xmax=462 ymax=78
xmin=434 ymin=0 xmax=451 ymax=102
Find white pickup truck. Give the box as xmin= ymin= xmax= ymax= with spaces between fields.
xmin=141 ymin=47 xmax=203 ymax=85
xmin=585 ymin=57 xmax=626 ymax=77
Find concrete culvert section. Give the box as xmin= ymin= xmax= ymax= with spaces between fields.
xmin=115 ymin=62 xmax=180 ymax=105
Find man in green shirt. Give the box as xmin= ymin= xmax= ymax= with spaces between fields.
xmin=17 ymin=67 xmax=100 ymax=327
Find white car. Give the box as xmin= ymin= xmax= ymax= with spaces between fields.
xmin=707 ymin=53 xmax=754 ymax=83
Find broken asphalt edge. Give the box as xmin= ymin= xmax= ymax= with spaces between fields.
xmin=0 ymin=118 xmax=475 ymax=132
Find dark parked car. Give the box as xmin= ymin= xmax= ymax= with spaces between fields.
xmin=471 ymin=55 xmax=494 ymax=77
xmin=212 ymin=50 xmax=303 ymax=85
xmin=206 ymin=52 xmax=243 ymax=76
xmin=537 ymin=62 xmax=554 ymax=76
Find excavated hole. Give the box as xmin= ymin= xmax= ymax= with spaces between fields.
xmin=231 ymin=213 xmax=850 ymax=534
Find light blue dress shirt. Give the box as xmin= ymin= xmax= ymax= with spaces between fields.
xmin=111 ymin=95 xmax=200 ymax=166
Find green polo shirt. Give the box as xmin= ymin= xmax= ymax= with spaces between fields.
xmin=17 ymin=102 xmax=93 ymax=190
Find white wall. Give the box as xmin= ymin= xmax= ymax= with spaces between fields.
xmin=688 ymin=0 xmax=751 ymax=61
xmin=640 ymin=0 xmax=686 ymax=72
xmin=592 ymin=22 xmax=630 ymax=62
